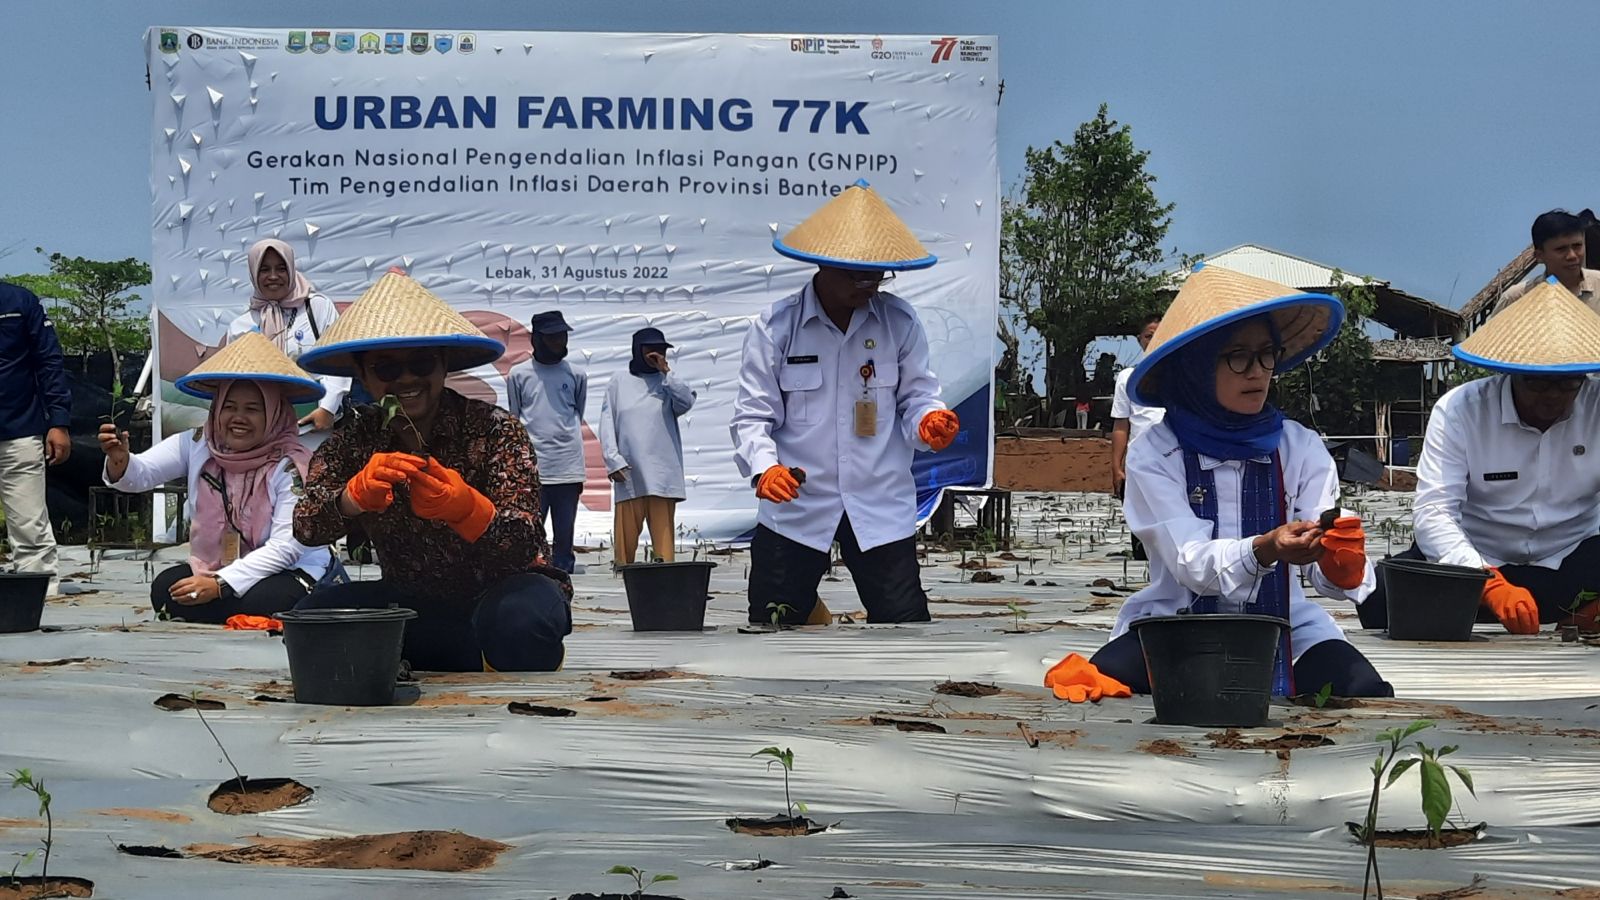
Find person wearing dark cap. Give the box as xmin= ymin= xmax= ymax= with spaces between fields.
xmin=600 ymin=326 xmax=695 ymax=566
xmin=1493 ymin=209 xmax=1600 ymax=315
xmin=507 ymin=311 xmax=589 ymax=573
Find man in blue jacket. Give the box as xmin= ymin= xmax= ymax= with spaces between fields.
xmin=0 ymin=282 xmax=72 ymax=591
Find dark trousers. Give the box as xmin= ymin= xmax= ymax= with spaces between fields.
xmin=151 ymin=563 xmax=312 ymax=624
xmin=1361 ymin=537 xmax=1600 ymax=629
xmin=540 ymin=481 xmax=583 ymax=573
xmin=748 ymin=516 xmax=931 ymax=625
xmin=1089 ymin=631 xmax=1394 ymax=698
xmin=296 ymin=573 xmax=571 ymax=672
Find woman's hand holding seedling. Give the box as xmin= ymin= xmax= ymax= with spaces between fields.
xmin=98 ymin=422 xmax=132 ymax=482
xmin=1253 ymin=520 xmax=1326 ymax=567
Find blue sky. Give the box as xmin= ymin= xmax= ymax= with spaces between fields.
xmin=1 ymin=0 xmax=1590 ymax=321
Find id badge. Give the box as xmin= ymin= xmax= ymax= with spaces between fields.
xmin=854 ymin=398 xmax=878 ymax=437
xmin=220 ymin=530 xmax=241 ymax=566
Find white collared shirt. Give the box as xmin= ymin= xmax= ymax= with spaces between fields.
xmin=228 ymin=294 xmax=352 ymax=416
xmin=1493 ymin=268 xmax=1600 ymax=316
xmin=1112 ymin=418 xmax=1373 ymax=656
xmin=1414 ymin=375 xmax=1600 ymax=569
xmin=103 ymin=430 xmax=331 ymax=593
xmin=731 ymin=283 xmax=946 ymax=553
xmin=1110 ymin=365 xmax=1164 ymax=443
xmin=505 ymin=358 xmax=589 ymax=485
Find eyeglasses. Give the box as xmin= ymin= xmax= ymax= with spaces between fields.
xmin=1219 ymin=347 xmax=1285 ymax=375
xmin=848 ymin=270 xmax=896 ymax=288
xmin=367 ymin=355 xmax=440 ymax=382
xmin=1519 ymin=375 xmax=1586 ymax=395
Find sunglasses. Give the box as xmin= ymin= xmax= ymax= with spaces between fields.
xmin=1220 ymin=346 xmax=1285 ymax=375
xmin=847 ymin=270 xmax=896 ymax=288
xmin=1519 ymin=375 xmax=1586 ymax=395
xmin=366 ymin=355 xmax=440 ymax=382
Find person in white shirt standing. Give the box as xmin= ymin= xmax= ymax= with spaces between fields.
xmin=227 ymin=239 xmax=352 ymax=440
xmin=506 ymin=311 xmax=589 ymax=573
xmin=1110 ymin=313 xmax=1164 ymax=560
xmin=601 ymin=326 xmax=695 ymax=566
xmin=1366 ymin=277 xmax=1600 ymax=634
xmin=732 ymin=181 xmax=960 ymax=626
xmin=1047 ymin=264 xmax=1390 ymax=703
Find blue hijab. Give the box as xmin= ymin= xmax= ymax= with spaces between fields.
xmin=1158 ymin=316 xmax=1285 ymax=461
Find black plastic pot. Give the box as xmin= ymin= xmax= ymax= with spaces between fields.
xmin=0 ymin=572 xmax=49 ymax=633
xmin=277 ymin=607 xmax=416 ymax=706
xmin=1133 ymin=613 xmax=1287 ymax=728
xmin=1378 ymin=557 xmax=1488 ymax=642
xmin=619 ymin=561 xmax=715 ymax=631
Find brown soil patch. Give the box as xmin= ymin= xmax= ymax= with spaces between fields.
xmin=206 ymin=777 xmax=313 ymax=815
xmin=154 ymin=694 xmax=225 ymax=711
xmin=935 ymin=597 xmax=1035 ymax=607
xmin=608 ymin=669 xmax=677 ymax=681
xmin=934 ymin=680 xmax=1001 ymax=698
xmin=955 ymin=558 xmax=1007 ymax=570
xmin=18 ymin=658 xmax=92 ymax=673
xmin=186 ymin=830 xmax=509 ymax=872
xmin=1365 ymin=827 xmax=1481 ymax=849
xmin=1207 ymin=729 xmax=1335 ymax=751
xmin=91 ymin=807 xmax=192 ymax=824
xmin=0 ymin=877 xmax=94 ymax=898
xmin=868 ymin=715 xmax=946 ymax=734
xmin=1138 ymin=738 xmax=1196 ymax=758
xmin=410 ymin=691 xmax=510 ymax=709
xmin=725 ymin=815 xmax=827 ymax=836
xmin=969 ymin=571 xmax=1005 ymax=583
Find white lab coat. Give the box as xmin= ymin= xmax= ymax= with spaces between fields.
xmin=228 ymin=294 xmax=351 ymax=417
xmin=600 ymin=370 xmax=695 ymax=502
xmin=505 ymin=358 xmax=589 ymax=485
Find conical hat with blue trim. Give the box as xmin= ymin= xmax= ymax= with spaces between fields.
xmin=297 ymin=271 xmax=504 ymax=377
xmin=1130 ymin=263 xmax=1343 ymax=407
xmin=175 ymin=330 xmax=324 ymax=403
xmin=1454 ymin=277 xmax=1600 ymax=374
xmin=773 ymin=180 xmax=936 ymax=271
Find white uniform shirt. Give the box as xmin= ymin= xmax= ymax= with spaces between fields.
xmin=1112 ymin=418 xmax=1373 ymax=656
xmin=505 ymin=358 xmax=589 ymax=485
xmin=1414 ymin=375 xmax=1600 ymax=569
xmin=731 ymin=283 xmax=946 ymax=553
xmin=599 ymin=371 xmax=695 ymax=502
xmin=228 ymin=294 xmax=352 ymax=416
xmin=1110 ymin=365 xmax=1165 ymax=443
xmin=103 ymin=430 xmax=331 ymax=593
xmin=1493 ymin=268 xmax=1600 ymax=316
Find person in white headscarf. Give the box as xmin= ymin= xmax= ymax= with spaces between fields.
xmin=228 ymin=239 xmax=351 ymax=433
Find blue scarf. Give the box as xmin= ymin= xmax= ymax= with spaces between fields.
xmin=1159 ymin=319 xmax=1285 ymax=461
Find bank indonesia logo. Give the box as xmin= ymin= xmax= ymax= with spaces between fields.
xmin=159 ymin=30 xmax=179 ymax=53
xmin=790 ymin=37 xmax=825 ymax=54
xmin=187 ymin=33 xmax=204 ymax=50
xmin=334 ymin=32 xmax=356 ymax=52
xmin=409 ymin=32 xmax=429 ymax=54
xmin=311 ymin=31 xmax=331 ymax=53
xmin=384 ymin=32 xmax=404 ymax=54
xmin=359 ymin=32 xmax=380 ymax=54
xmin=434 ymin=33 xmax=453 ymax=54
xmin=286 ymin=31 xmax=307 ymax=53
xmin=458 ymin=33 xmax=477 ymax=53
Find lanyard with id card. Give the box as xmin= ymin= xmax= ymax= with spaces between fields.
xmin=855 ymin=359 xmax=877 ymax=437
xmin=200 ymin=471 xmax=244 ymax=565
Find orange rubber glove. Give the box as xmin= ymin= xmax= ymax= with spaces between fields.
xmin=1317 ymin=515 xmax=1367 ymax=590
xmin=756 ymin=465 xmax=800 ymax=503
xmin=224 ymin=614 xmax=283 ymax=632
xmin=1045 ymin=653 xmax=1133 ymax=703
xmin=919 ymin=409 xmax=961 ymax=451
xmin=345 ymin=452 xmax=427 ymax=512
xmin=405 ymin=457 xmax=497 ymax=543
xmin=1482 ymin=568 xmax=1540 ymax=635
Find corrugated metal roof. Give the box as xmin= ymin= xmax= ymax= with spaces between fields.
xmin=1199 ymin=243 xmax=1379 ymax=288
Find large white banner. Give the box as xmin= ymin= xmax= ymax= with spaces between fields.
xmin=146 ymin=28 xmax=999 ymax=544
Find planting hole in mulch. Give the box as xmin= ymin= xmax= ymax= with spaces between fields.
xmin=934 ymin=680 xmax=1000 ymax=698
xmin=507 ymin=702 xmax=575 ymax=717
xmin=0 ymin=876 xmax=94 ymax=898
xmin=568 ymin=895 xmax=683 ymax=900
xmin=154 ymin=693 xmax=225 ymax=711
xmin=868 ymin=715 xmax=946 ymax=734
xmin=206 ymin=777 xmax=313 ymax=815
xmin=1207 ymin=730 xmax=1335 ymax=751
xmin=1345 ymin=821 xmax=1485 ymax=849
xmin=585 ymin=696 xmax=617 ymax=702
xmin=185 ymin=830 xmax=510 ymax=871
xmin=969 ymin=571 xmax=1005 ymax=583
xmin=24 ymin=658 xmax=88 ymax=667
xmin=726 ymin=814 xmax=829 ymax=836
xmin=608 ymin=669 xmax=676 ymax=681
xmin=118 ymin=844 xmax=185 ymax=858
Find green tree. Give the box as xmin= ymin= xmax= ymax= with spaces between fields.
xmin=5 ymin=250 xmax=151 ymax=391
xmin=1273 ymin=272 xmax=1378 ymax=435
xmin=1002 ymin=103 xmax=1180 ymax=423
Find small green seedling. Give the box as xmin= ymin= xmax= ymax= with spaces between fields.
xmin=191 ymin=690 xmax=247 ymax=796
xmin=605 ymin=865 xmax=677 ymax=899
xmin=1005 ymin=601 xmax=1029 ymax=632
xmin=1311 ymin=682 xmax=1334 ymax=709
xmin=752 ymin=746 xmax=800 ymax=819
xmin=379 ymin=395 xmax=430 ymax=460
xmin=766 ymin=602 xmax=794 ymax=629
xmin=1358 ymin=720 xmax=1476 ymax=900
xmin=8 ymin=769 xmax=52 ymax=883
xmin=1567 ymin=590 xmax=1597 ymax=617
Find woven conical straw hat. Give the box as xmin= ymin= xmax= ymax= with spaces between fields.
xmin=297 ymin=271 xmax=504 ymax=376
xmin=773 ymin=180 xmax=936 ymax=271
xmin=175 ymin=330 xmax=324 ymax=402
xmin=1130 ymin=263 xmax=1344 ymax=406
xmin=1455 ymin=277 xmax=1600 ymax=373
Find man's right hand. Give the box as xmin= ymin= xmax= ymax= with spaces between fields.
xmin=756 ymin=465 xmax=801 ymax=503
xmin=1482 ymin=568 xmax=1540 ymax=634
xmin=608 ymin=467 xmax=630 ymax=483
xmin=344 ymin=451 xmax=426 ymax=513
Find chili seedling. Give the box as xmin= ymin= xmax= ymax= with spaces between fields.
xmin=8 ymin=769 xmax=52 ymax=883
xmin=191 ymin=690 xmax=247 ymax=796
xmin=379 ymin=394 xmax=431 ymax=460
xmin=752 ymin=746 xmax=800 ymax=819
xmin=1358 ymin=719 xmax=1476 ymax=900
xmin=605 ymin=865 xmax=677 ymax=899
xmin=766 ymin=602 xmax=794 ymax=629
xmin=1005 ymin=601 xmax=1029 ymax=632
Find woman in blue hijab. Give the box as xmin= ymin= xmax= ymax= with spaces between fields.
xmin=1045 ymin=264 xmax=1393 ymax=703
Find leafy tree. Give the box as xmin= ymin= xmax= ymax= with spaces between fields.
xmin=5 ymin=250 xmax=151 ymax=391
xmin=1273 ymin=272 xmax=1378 ymax=435
xmin=1002 ymin=103 xmax=1181 ymax=423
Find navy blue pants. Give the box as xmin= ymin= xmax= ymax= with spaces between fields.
xmin=297 ymin=573 xmax=571 ymax=671
xmin=748 ymin=516 xmax=931 ymax=625
xmin=540 ymin=481 xmax=583 ymax=573
xmin=151 ymin=563 xmax=312 ymax=624
xmin=1089 ymin=630 xmax=1394 ymax=698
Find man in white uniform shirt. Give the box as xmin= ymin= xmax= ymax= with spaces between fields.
xmin=1367 ymin=278 xmax=1600 ymax=633
xmin=1110 ymin=313 xmax=1163 ymax=560
xmin=506 ymin=311 xmax=589 ymax=573
xmin=1491 ymin=209 xmax=1600 ymax=316
xmin=732 ymin=181 xmax=960 ymax=625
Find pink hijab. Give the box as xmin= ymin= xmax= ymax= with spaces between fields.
xmin=190 ymin=380 xmax=311 ymax=575
xmin=248 ymin=239 xmax=316 ymax=352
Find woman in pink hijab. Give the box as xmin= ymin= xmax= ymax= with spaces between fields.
xmin=228 ymin=239 xmax=351 ymax=434
xmin=99 ymin=333 xmax=333 ymax=622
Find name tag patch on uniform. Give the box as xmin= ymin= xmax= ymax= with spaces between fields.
xmin=786 ymin=355 xmax=819 ymax=365
xmin=1483 ymin=471 xmax=1519 ymax=482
